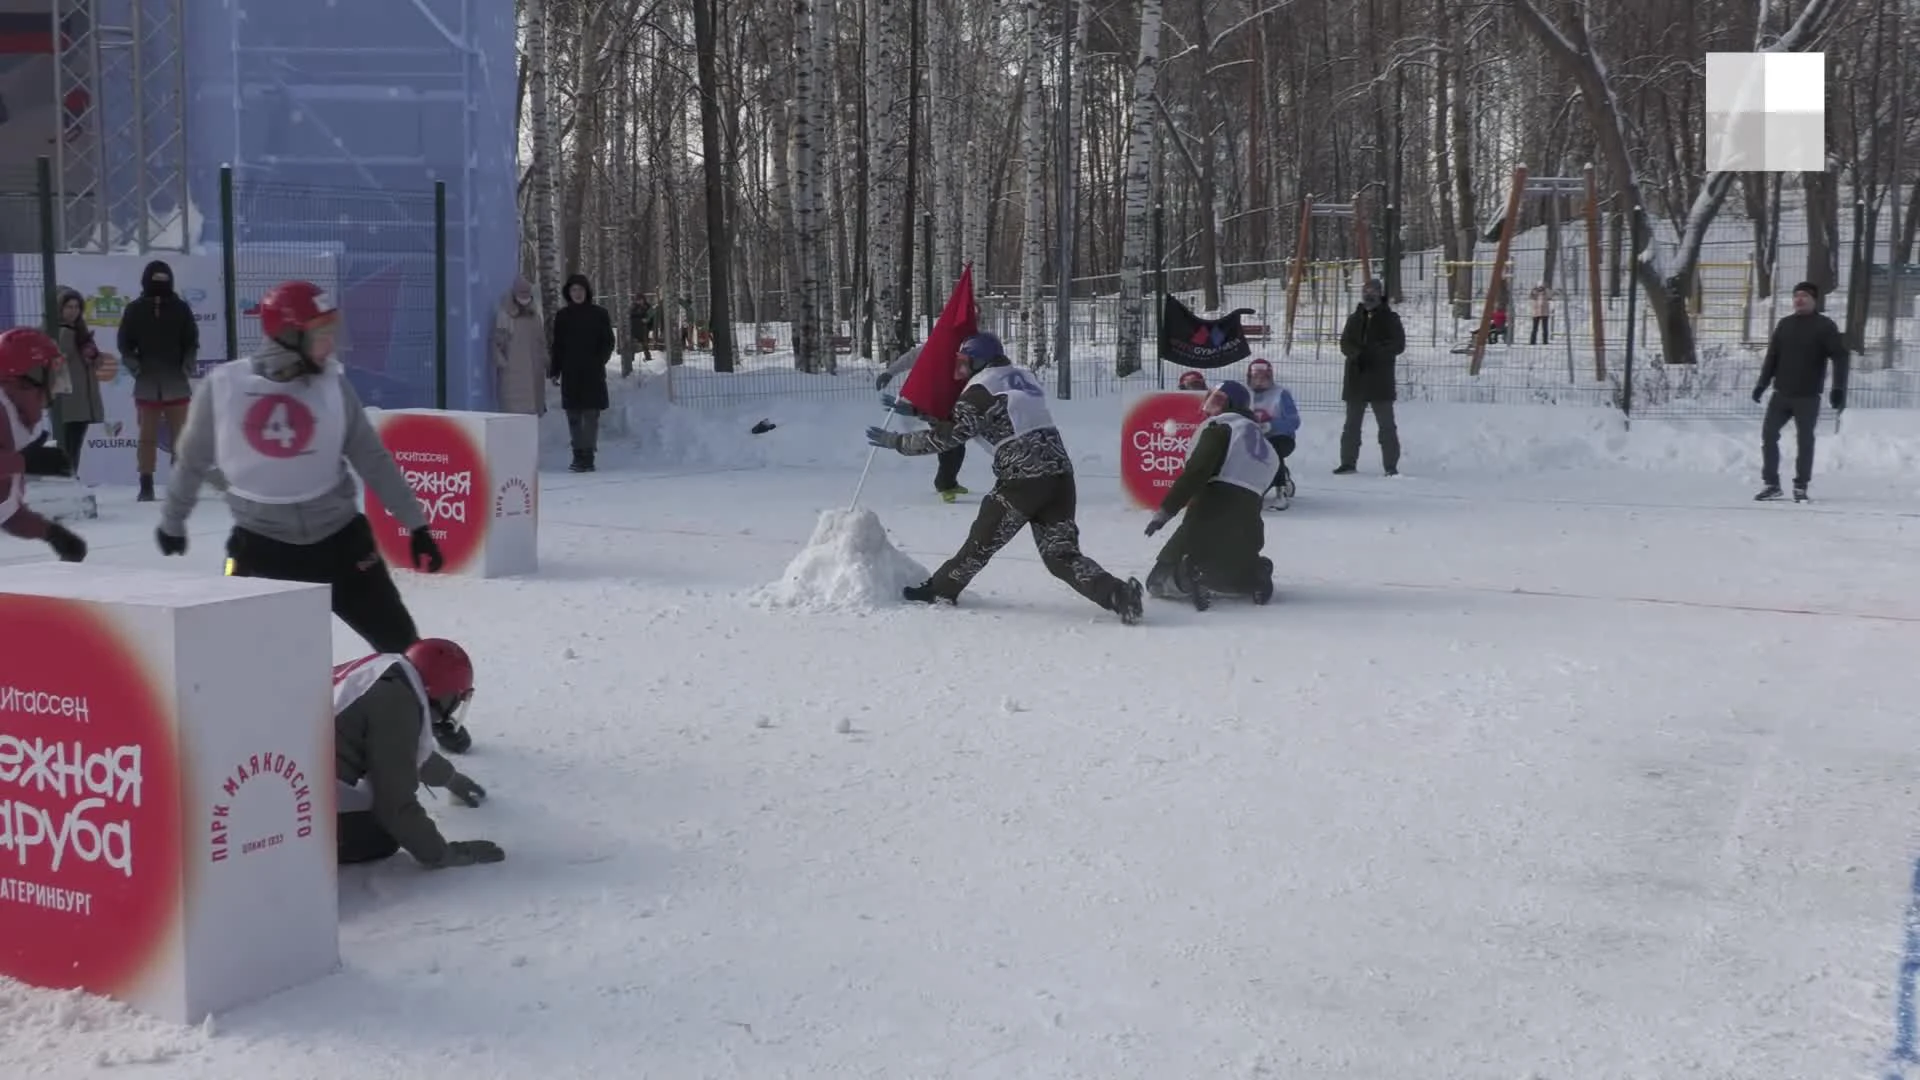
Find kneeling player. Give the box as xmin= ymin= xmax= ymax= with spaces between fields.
xmin=332 ymin=639 xmax=502 ymax=868
xmin=0 ymin=329 xmax=88 ymax=562
xmin=1143 ymin=380 xmax=1277 ymax=608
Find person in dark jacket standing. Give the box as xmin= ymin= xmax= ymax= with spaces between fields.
xmin=1143 ymin=379 xmax=1278 ymax=608
xmin=550 ymin=273 xmax=614 ymax=473
xmin=1335 ymin=278 xmax=1406 ymax=476
xmin=1751 ymin=280 xmax=1849 ymax=502
xmin=116 ymin=259 xmax=200 ymax=501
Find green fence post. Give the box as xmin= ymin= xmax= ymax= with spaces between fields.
xmin=221 ymin=166 xmax=239 ymax=363
xmin=35 ymin=156 xmax=56 ymax=332
xmin=434 ymin=180 xmax=448 ymax=410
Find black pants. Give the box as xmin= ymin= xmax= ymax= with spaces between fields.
xmin=934 ymin=443 xmax=966 ymax=491
xmin=226 ymin=514 xmax=421 ymax=654
xmin=1152 ymin=486 xmax=1268 ymax=593
xmin=1339 ymin=400 xmax=1400 ymax=472
xmin=1529 ymin=315 xmax=1550 ymax=344
xmin=60 ymin=421 xmax=87 ymax=473
xmin=928 ymin=472 xmax=1125 ymax=610
xmin=566 ymin=408 xmax=600 ymax=453
xmin=338 ymin=811 xmax=400 ymax=864
xmin=1761 ymin=392 xmax=1821 ymax=488
xmin=1266 ymin=434 xmax=1295 ymax=491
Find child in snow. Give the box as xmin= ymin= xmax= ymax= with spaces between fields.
xmin=1245 ymin=358 xmax=1300 ymax=508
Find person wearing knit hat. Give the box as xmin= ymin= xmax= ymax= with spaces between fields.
xmin=1750 ymin=279 xmax=1849 ymax=502
xmin=1142 ymin=379 xmax=1278 ymax=608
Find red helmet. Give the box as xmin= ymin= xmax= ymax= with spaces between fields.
xmin=404 ymin=638 xmax=474 ymax=702
xmin=258 ymin=281 xmax=340 ymax=346
xmin=1177 ymin=370 xmax=1206 ymax=391
xmin=0 ymin=327 xmax=60 ymax=380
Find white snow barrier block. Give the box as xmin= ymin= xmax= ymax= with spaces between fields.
xmin=363 ymin=409 xmax=539 ymax=578
xmin=0 ymin=564 xmax=338 ymax=1025
xmin=754 ymin=508 xmax=930 ymax=611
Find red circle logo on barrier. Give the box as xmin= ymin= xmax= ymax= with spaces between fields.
xmin=241 ymin=394 xmax=318 ymax=459
xmin=1120 ymin=391 xmax=1207 ymax=509
xmin=0 ymin=596 xmax=183 ymax=996
xmin=365 ymin=414 xmax=490 ymax=574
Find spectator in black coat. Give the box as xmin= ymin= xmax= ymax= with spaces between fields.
xmin=116 ymin=259 xmax=200 ymax=501
xmin=1751 ymin=280 xmax=1849 ymax=502
xmin=549 ymin=273 xmax=614 ymax=473
xmin=1335 ymin=278 xmax=1407 ymax=476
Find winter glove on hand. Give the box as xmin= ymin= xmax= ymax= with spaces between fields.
xmin=1830 ymin=388 xmax=1847 ymax=411
xmin=1144 ymin=510 xmax=1173 ymax=537
xmin=410 ymin=526 xmax=445 ymax=572
xmin=45 ymin=524 xmax=86 ymax=563
xmin=875 ymin=371 xmax=894 ymax=391
xmin=446 ymin=773 xmax=488 ymax=809
xmin=434 ymin=839 xmax=505 ymax=867
xmin=155 ymin=527 xmax=187 ymax=556
xmin=1752 ymin=385 xmax=1765 ymax=404
xmin=865 ymin=426 xmax=902 ymax=450
xmin=878 ymin=393 xmax=917 ymax=417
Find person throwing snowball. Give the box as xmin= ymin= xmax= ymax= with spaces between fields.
xmin=156 ymin=280 xmax=449 ymax=664
xmin=865 ymin=332 xmax=1144 ymax=623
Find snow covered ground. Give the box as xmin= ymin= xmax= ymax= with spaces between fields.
xmin=8 ymin=373 xmax=1920 ymax=1079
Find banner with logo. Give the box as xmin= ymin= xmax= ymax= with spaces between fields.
xmin=7 ymin=251 xmax=341 ymax=487
xmin=1120 ymin=391 xmax=1208 ymax=509
xmin=364 ymin=409 xmax=539 ymax=578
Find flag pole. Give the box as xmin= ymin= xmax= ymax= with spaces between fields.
xmin=849 ymin=405 xmax=904 ymax=511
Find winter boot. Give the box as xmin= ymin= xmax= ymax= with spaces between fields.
xmin=1332 ymin=464 xmax=1357 ymax=475
xmin=1793 ymin=483 xmax=1808 ymax=503
xmin=1112 ymin=577 xmax=1145 ymax=625
xmin=1182 ymin=556 xmax=1211 ymax=612
xmin=902 ymin=581 xmax=953 ymax=606
xmin=1251 ymin=557 xmax=1275 ymax=606
xmin=938 ymin=485 xmax=969 ymax=503
xmin=582 ymin=450 xmax=596 ymax=473
xmin=568 ymin=450 xmax=589 ymax=473
xmin=1754 ymin=484 xmax=1784 ymax=501
xmin=137 ymin=473 xmax=155 ymax=502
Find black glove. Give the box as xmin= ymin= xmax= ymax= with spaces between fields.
xmin=45 ymin=524 xmax=86 ymax=562
xmin=155 ymin=527 xmax=187 ymax=556
xmin=1830 ymin=388 xmax=1846 ymax=411
xmin=875 ymin=371 xmax=894 ymax=391
xmin=1144 ymin=510 xmax=1173 ymax=537
xmin=1751 ymin=385 xmax=1765 ymax=404
xmin=446 ymin=773 xmax=487 ymax=808
xmin=410 ymin=526 xmax=444 ymax=572
xmin=433 ymin=839 xmax=505 ymax=867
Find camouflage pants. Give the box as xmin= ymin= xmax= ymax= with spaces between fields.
xmin=928 ymin=472 xmax=1124 ymax=610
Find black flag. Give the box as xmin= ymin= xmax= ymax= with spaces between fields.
xmin=1158 ymin=294 xmax=1256 ymax=369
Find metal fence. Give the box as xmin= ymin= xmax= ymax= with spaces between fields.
xmin=0 ymin=157 xmax=451 ymax=410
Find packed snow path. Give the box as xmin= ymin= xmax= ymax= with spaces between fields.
xmin=4 ymin=407 xmax=1919 ymax=1078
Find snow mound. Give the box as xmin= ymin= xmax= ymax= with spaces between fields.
xmin=0 ymin=980 xmax=207 ymax=1069
xmin=754 ymin=509 xmax=930 ymax=611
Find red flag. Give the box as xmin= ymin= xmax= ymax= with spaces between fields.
xmin=898 ymin=264 xmax=977 ymax=422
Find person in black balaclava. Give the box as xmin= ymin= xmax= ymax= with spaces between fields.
xmin=116 ymin=259 xmax=201 ymax=501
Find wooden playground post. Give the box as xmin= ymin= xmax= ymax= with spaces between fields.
xmin=1282 ymin=199 xmax=1313 ymax=356
xmin=1470 ymin=165 xmax=1528 ymax=376
xmin=1352 ymin=190 xmax=1374 ymax=285
xmin=1584 ymin=164 xmax=1607 ymax=380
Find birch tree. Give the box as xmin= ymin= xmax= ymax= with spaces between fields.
xmin=790 ymin=0 xmax=827 ymax=372
xmin=868 ymin=0 xmax=911 ymax=359
xmin=1019 ymin=0 xmax=1045 ymax=368
xmin=1115 ymin=0 xmax=1166 ymax=377
xmin=526 ymin=0 xmax=561 ymax=314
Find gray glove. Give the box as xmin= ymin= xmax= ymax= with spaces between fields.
xmin=432 ymin=839 xmax=504 ymax=867
xmin=1144 ymin=510 xmax=1173 ymax=537
xmin=875 ymin=371 xmax=894 ymax=390
xmin=446 ymin=772 xmax=487 ymax=808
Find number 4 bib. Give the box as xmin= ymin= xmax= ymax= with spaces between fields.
xmin=208 ymin=359 xmax=350 ymax=504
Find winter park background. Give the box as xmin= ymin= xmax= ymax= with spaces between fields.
xmin=7 ymin=0 xmax=1920 ymax=1076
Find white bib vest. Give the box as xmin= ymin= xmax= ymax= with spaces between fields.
xmin=331 ymin=653 xmax=437 ymax=813
xmin=1249 ymin=386 xmax=1286 ymax=431
xmin=0 ymin=393 xmax=26 ymax=523
xmin=966 ymin=365 xmax=1055 ymax=450
xmin=1198 ymin=412 xmax=1281 ymax=494
xmin=208 ymin=359 xmax=349 ymax=504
